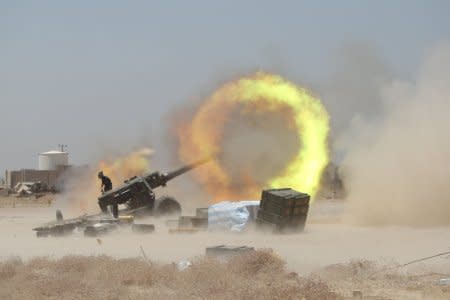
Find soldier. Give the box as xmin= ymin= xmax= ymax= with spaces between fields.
xmin=98 ymin=171 xmax=112 ymax=194
xmin=98 ymin=171 xmax=116 ymax=216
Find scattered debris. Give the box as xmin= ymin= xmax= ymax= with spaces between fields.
xmin=33 ymin=209 xmax=153 ymax=238
xmin=14 ymin=181 xmax=49 ymax=196
xmin=206 ymin=245 xmax=255 ymax=260
xmin=132 ymin=224 xmax=155 ymax=234
xmin=14 ymin=182 xmax=34 ymax=196
xmin=168 ymin=228 xmax=202 ymax=234
xmin=176 ymin=260 xmax=192 ymax=271
xmin=84 ymin=223 xmax=118 ymax=237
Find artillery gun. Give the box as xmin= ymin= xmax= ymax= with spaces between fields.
xmin=33 ymin=159 xmax=209 ymax=237
xmin=98 ymin=159 xmax=209 ymax=218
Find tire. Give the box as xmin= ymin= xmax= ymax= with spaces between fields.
xmin=154 ymin=196 xmax=181 ymax=216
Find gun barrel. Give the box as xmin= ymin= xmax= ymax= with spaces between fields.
xmin=165 ymin=158 xmax=210 ymax=181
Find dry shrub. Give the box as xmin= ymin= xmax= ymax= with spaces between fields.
xmin=0 ymin=251 xmax=340 ymax=300
xmin=228 ymin=249 xmax=285 ymax=276
xmin=318 ymin=259 xmax=377 ymax=281
xmin=0 ymin=257 xmax=22 ymax=280
xmin=299 ymin=277 xmax=339 ymax=300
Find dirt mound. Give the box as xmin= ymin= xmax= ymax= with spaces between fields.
xmin=313 ymin=259 xmax=450 ymax=300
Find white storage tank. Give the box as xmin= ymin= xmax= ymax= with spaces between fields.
xmin=38 ymin=150 xmax=69 ymax=171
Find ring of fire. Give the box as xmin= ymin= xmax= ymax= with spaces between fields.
xmin=178 ymin=72 xmax=329 ymax=201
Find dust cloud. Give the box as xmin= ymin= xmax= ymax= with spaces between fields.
xmin=340 ymin=42 xmax=450 ymax=225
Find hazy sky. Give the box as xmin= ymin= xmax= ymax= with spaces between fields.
xmin=2 ymin=1 xmax=450 ymax=172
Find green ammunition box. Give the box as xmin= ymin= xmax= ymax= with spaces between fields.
xmin=260 ymin=188 xmax=309 ymax=216
xmin=260 ymin=200 xmax=293 ymax=216
xmin=257 ymin=210 xmax=307 ymax=225
xmin=261 ymin=188 xmax=310 ymax=207
xmin=256 ymin=188 xmax=310 ymax=232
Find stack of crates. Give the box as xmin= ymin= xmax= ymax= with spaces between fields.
xmin=256 ymin=188 xmax=310 ymax=232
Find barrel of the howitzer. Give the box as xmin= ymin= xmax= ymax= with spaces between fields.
xmin=164 ymin=159 xmax=209 ymax=182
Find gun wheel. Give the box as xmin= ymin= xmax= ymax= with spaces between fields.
xmin=155 ymin=196 xmax=181 ymax=216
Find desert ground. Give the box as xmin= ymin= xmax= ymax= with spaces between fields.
xmin=0 ymin=199 xmax=449 ymax=299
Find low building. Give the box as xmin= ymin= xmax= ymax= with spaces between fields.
xmin=5 ymin=149 xmax=71 ymax=190
xmin=5 ymin=166 xmax=69 ymax=190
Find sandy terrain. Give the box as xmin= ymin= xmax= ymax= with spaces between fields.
xmin=0 ymin=200 xmax=449 ymax=299
xmin=0 ymin=195 xmax=54 ymax=208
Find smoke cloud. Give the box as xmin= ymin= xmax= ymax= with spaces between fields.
xmin=341 ymin=42 xmax=450 ymax=225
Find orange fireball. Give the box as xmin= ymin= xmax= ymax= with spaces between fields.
xmin=177 ymin=72 xmax=329 ymax=202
